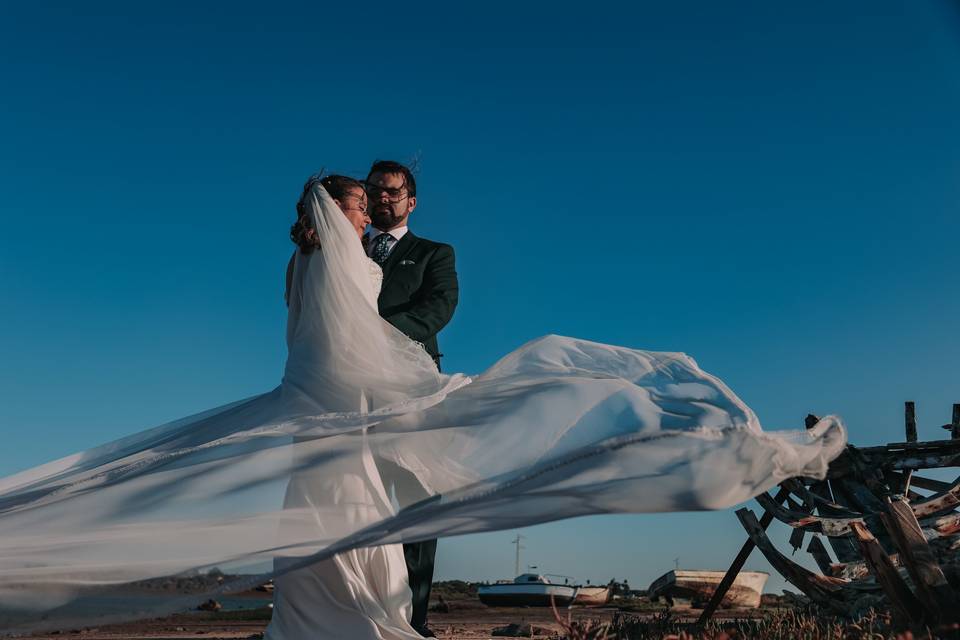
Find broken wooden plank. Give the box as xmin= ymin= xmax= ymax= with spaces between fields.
xmin=828 ymin=440 xmax=960 ymax=477
xmin=828 ymin=446 xmax=896 ymax=505
xmin=806 ymin=535 xmax=834 ymax=575
xmin=822 ymin=518 xmax=865 ymax=564
xmin=849 ymin=520 xmax=925 ymax=624
xmin=789 ymin=526 xmax=806 ymax=553
xmin=735 ymin=508 xmax=858 ymax=613
xmin=910 ymin=475 xmax=954 ymax=493
xmin=926 ymin=512 xmax=960 ymax=538
xmin=755 ymin=488 xmax=960 ymax=544
xmin=810 ymin=478 xmax=865 ymax=563
xmin=908 ymin=476 xmax=960 ymax=519
xmin=754 ymin=490 xmax=871 ymax=536
xmin=696 ymin=486 xmax=790 ymax=624
xmin=829 ymin=553 xmax=904 ymax=581
xmin=884 ymin=471 xmax=923 ymax=502
xmin=905 ymin=402 xmax=918 ymax=443
xmin=781 ymin=478 xmax=859 ymax=516
xmin=832 ymin=476 xmax=888 ymax=512
xmin=882 ymin=498 xmax=958 ymax=622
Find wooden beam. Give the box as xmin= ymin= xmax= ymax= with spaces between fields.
xmin=814 ymin=479 xmax=864 ymax=563
xmin=905 ymin=402 xmax=918 ymax=443
xmin=926 ymin=512 xmax=960 ymax=538
xmin=806 ymin=535 xmax=834 ymax=575
xmin=789 ymin=526 xmax=805 ymax=552
xmin=901 ymin=475 xmax=952 ymax=493
xmin=696 ymin=486 xmax=789 ymax=624
xmin=908 ymin=476 xmax=960 ymax=519
xmin=827 ymin=440 xmax=960 ymax=477
xmin=884 ymin=471 xmax=923 ymax=502
xmin=781 ymin=478 xmax=859 ymax=516
xmin=882 ymin=498 xmax=958 ymax=622
xmin=754 ymin=490 xmax=872 ymax=536
xmin=849 ymin=520 xmax=924 ymax=624
xmin=829 ymin=553 xmax=904 ymax=581
xmin=735 ymin=509 xmax=865 ymax=613
xmin=850 ymin=439 xmax=960 ymax=452
xmin=953 ymin=404 xmax=960 ymax=440
xmin=832 ymin=476 xmax=887 ymax=512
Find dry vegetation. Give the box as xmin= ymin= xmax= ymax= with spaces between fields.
xmin=550 ymin=608 xmax=960 ymax=640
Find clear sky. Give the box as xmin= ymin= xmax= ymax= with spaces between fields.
xmin=2 ymin=2 xmax=959 ymax=594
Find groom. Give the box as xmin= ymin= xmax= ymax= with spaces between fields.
xmin=364 ymin=159 xmax=459 ymax=636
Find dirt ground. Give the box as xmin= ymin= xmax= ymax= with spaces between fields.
xmin=22 ymin=603 xmax=672 ymax=640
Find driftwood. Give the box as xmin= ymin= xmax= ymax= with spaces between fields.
xmin=701 ymin=402 xmax=960 ymax=627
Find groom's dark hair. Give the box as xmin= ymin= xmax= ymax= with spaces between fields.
xmin=367 ymin=160 xmax=417 ymax=197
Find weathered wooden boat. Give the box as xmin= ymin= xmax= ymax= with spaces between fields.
xmin=573 ymin=585 xmax=612 ymax=606
xmin=477 ymin=573 xmax=579 ymax=607
xmin=648 ymin=569 xmax=768 ymax=608
xmin=697 ymin=404 xmax=960 ymax=627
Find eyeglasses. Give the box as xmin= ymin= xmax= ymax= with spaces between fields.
xmin=340 ymin=194 xmax=368 ymax=214
xmin=363 ymin=181 xmax=409 ymax=203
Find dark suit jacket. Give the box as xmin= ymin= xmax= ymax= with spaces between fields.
xmin=373 ymin=230 xmax=458 ymax=367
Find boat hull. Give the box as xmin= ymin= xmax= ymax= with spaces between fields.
xmin=648 ymin=570 xmax=768 ymax=609
xmin=478 ymin=584 xmax=578 ymax=607
xmin=573 ymin=586 xmax=611 ymax=606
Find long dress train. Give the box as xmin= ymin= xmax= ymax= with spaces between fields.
xmin=0 ymin=185 xmax=846 ymax=635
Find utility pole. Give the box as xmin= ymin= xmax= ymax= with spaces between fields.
xmin=511 ymin=534 xmax=526 ymax=577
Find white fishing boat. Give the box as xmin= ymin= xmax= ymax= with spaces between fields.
xmin=573 ymin=585 xmax=612 ymax=606
xmin=648 ymin=570 xmax=769 ymax=609
xmin=477 ymin=574 xmax=579 ymax=607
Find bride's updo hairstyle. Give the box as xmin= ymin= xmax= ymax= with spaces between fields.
xmin=290 ymin=173 xmax=364 ymax=254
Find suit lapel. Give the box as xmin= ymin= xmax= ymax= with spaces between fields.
xmin=381 ymin=231 xmax=419 ymax=285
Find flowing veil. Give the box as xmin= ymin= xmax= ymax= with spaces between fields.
xmin=0 ymin=185 xmax=846 ymax=633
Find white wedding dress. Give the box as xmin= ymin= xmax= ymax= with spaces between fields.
xmin=265 ymin=259 xmax=425 ymax=640
xmin=0 ymin=185 xmax=847 ymax=635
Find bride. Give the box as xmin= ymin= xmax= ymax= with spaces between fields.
xmin=0 ymin=174 xmax=846 ymax=636
xmin=267 ymin=174 xmax=431 ymax=639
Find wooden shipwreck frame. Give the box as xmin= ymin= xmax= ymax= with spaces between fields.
xmin=698 ymin=402 xmax=960 ymax=626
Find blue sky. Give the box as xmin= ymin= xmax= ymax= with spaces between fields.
xmin=2 ymin=2 xmax=959 ymax=592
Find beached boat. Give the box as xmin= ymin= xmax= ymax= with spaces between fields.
xmin=477 ymin=574 xmax=579 ymax=607
xmin=573 ymin=585 xmax=612 ymax=606
xmin=647 ymin=570 xmax=768 ymax=609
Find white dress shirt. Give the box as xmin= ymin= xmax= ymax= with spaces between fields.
xmin=366 ymin=225 xmax=408 ymax=259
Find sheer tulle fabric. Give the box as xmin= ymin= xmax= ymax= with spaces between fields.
xmin=0 ymin=186 xmax=846 ymax=633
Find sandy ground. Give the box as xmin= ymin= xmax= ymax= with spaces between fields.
xmin=21 ymin=603 xmax=665 ymax=640
xmin=18 ymin=602 xmax=761 ymax=640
